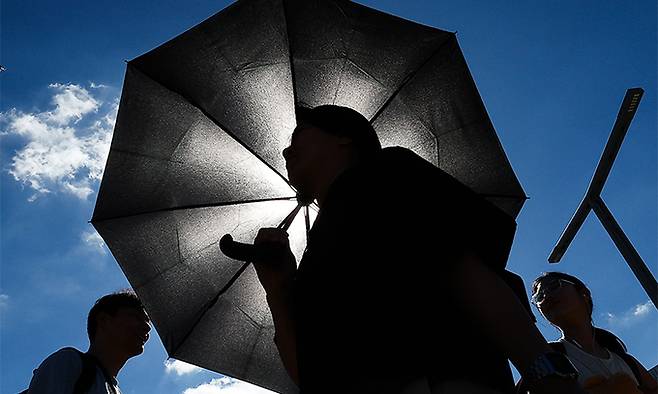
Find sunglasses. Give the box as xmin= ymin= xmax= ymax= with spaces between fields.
xmin=532 ymin=279 xmax=576 ymax=304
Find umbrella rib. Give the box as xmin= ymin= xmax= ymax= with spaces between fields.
xmin=345 ymin=58 xmax=385 ymax=87
xmin=170 ymin=260 xmax=253 ymax=357
xmin=282 ymin=0 xmax=298 ymax=106
xmin=90 ymin=196 xmax=297 ymax=223
xmin=369 ymin=34 xmax=455 ymax=125
xmin=241 ymin=311 xmax=264 ymax=377
xmin=332 ymin=5 xmax=358 ymax=105
xmin=111 ymin=147 xmax=185 ymax=164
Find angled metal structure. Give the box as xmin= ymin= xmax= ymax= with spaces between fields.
xmin=548 ymin=88 xmax=657 ymax=309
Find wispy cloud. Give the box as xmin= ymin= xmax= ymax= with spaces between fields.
xmin=604 ymin=300 xmax=655 ymax=329
xmin=1 ymin=83 xmax=116 ymax=201
xmin=183 ymin=377 xmax=274 ymax=394
xmin=164 ymin=359 xmax=202 ymax=376
xmin=81 ymin=230 xmax=107 ymax=255
xmin=0 ymin=294 xmax=9 ymax=311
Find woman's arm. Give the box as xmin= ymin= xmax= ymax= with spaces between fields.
xmin=252 ymin=228 xmax=300 ymax=385
xmin=265 ymin=286 xmax=299 ymax=384
xmin=451 ymin=253 xmax=585 ymax=394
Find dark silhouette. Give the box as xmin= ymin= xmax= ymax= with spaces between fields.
xmin=248 ymin=105 xmax=585 ymax=393
xmin=25 ymin=291 xmax=150 ymax=393
xmin=519 ymin=272 xmax=657 ymax=393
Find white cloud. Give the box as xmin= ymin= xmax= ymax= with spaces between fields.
xmin=0 ymin=294 xmax=9 ymax=311
xmin=164 ymin=359 xmax=202 ymax=376
xmin=631 ymin=301 xmax=652 ymax=318
xmin=604 ymin=300 xmax=655 ymax=329
xmin=82 ymin=230 xmax=107 ymax=254
xmin=46 ymin=83 xmax=100 ymax=125
xmin=1 ymin=83 xmax=116 ymax=201
xmin=183 ymin=377 xmax=275 ymax=394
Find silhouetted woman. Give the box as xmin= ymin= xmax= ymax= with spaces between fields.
xmin=528 ymin=272 xmax=656 ymax=393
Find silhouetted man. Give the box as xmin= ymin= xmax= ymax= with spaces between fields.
xmin=27 ymin=291 xmax=150 ymax=393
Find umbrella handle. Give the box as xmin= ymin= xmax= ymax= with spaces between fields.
xmin=220 ymin=203 xmax=304 ymax=262
xmin=219 ymin=234 xmax=260 ymax=262
xmin=220 ymin=234 xmax=292 ymax=263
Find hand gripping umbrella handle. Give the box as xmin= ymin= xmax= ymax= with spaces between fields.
xmin=219 ymin=203 xmax=304 ymax=262
xmin=219 ymin=234 xmax=262 ymax=262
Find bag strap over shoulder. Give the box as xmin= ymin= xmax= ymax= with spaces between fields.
xmin=66 ymin=348 xmax=99 ymax=394
xmin=68 ymin=348 xmax=119 ymax=394
xmin=593 ymin=328 xmax=643 ymax=385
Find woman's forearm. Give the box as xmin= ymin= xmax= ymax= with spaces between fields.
xmin=266 ymin=289 xmax=299 ymax=385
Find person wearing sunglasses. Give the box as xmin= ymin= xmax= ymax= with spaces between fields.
xmin=522 ymin=272 xmax=657 ymax=394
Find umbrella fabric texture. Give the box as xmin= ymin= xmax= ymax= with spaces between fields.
xmin=92 ymin=0 xmax=526 ymax=392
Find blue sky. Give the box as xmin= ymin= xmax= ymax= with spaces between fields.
xmin=1 ymin=0 xmax=656 ymax=392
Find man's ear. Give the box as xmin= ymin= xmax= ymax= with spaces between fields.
xmin=96 ymin=311 xmax=112 ymax=333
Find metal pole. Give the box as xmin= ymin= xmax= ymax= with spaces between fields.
xmin=589 ymin=196 xmax=658 ymax=308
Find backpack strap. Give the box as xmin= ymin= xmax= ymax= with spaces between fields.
xmin=58 ymin=347 xmax=98 ymax=394
xmin=604 ymin=346 xmax=644 ymax=385
xmin=81 ymin=351 xmax=119 ymax=394
xmin=593 ymin=328 xmax=644 ymax=385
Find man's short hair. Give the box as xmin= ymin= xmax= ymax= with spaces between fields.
xmin=295 ymin=105 xmax=382 ymax=159
xmin=87 ymin=290 xmax=146 ymax=341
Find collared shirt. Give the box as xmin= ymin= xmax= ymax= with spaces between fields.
xmin=28 ymin=348 xmax=121 ymax=394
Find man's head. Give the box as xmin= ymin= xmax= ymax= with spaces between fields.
xmin=283 ymin=105 xmax=381 ymax=203
xmin=87 ymin=291 xmax=151 ymax=357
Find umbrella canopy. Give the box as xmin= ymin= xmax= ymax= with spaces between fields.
xmin=92 ymin=0 xmax=526 ymax=392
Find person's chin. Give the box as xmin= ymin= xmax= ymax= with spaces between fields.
xmin=131 ymin=340 xmax=147 ymax=355
xmin=129 ymin=345 xmax=145 ymax=357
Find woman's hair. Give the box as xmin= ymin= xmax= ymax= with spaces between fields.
xmin=532 ymin=271 xmax=593 ymax=313
xmin=294 ymin=105 xmax=382 ymax=160
xmin=532 ymin=271 xmax=628 ymax=353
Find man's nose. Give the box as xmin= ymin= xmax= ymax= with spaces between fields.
xmin=282 ymin=146 xmax=291 ymax=160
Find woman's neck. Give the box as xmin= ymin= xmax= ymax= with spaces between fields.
xmin=560 ymin=323 xmax=606 ymax=356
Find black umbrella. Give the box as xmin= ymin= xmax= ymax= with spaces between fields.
xmin=92 ymin=0 xmax=526 ymax=392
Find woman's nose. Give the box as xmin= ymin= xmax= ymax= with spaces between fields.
xmin=282 ymin=146 xmax=291 ymax=160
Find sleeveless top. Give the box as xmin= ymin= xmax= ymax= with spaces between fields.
xmin=560 ymin=339 xmax=639 ymax=388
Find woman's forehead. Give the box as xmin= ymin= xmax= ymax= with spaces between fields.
xmin=291 ymin=123 xmax=327 ymax=143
